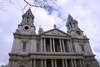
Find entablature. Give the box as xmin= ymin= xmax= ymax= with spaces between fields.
xmin=40 ymin=35 xmax=71 ymax=39
xmin=71 ymin=38 xmax=89 ymax=43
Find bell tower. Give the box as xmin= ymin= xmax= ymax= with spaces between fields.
xmin=21 ymin=8 xmax=34 ymax=25
xmin=66 ymin=14 xmax=96 ymax=67
xmin=10 ymin=8 xmax=36 ymax=54
xmin=15 ymin=8 xmax=36 ymax=35
xmin=9 ymin=8 xmax=37 ymax=67
xmin=66 ymin=14 xmax=85 ymax=38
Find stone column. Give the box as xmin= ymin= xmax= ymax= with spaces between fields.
xmin=41 ymin=59 xmax=43 ymax=67
xmin=69 ymin=40 xmax=73 ymax=52
xmin=62 ymin=39 xmax=65 ymax=52
xmin=44 ymin=59 xmax=46 ymax=67
xmin=79 ymin=60 xmax=82 ymax=67
xmin=50 ymin=38 xmax=52 ymax=52
xmin=59 ymin=39 xmax=63 ymax=52
xmin=65 ymin=59 xmax=68 ymax=67
xmin=71 ymin=59 xmax=74 ymax=67
xmin=33 ymin=59 xmax=36 ymax=67
xmin=67 ymin=40 xmax=71 ymax=52
xmin=81 ymin=60 xmax=85 ymax=67
xmin=52 ymin=59 xmax=54 ymax=67
xmin=30 ymin=60 xmax=32 ymax=67
xmin=9 ymin=61 xmax=12 ymax=67
xmin=11 ymin=61 xmax=14 ymax=67
xmin=41 ymin=38 xmax=43 ymax=52
xmin=74 ymin=59 xmax=77 ymax=67
xmin=15 ymin=61 xmax=17 ymax=67
xmin=62 ymin=59 xmax=65 ymax=67
xmin=55 ymin=59 xmax=57 ymax=67
xmin=53 ymin=39 xmax=55 ymax=52
xmin=44 ymin=38 xmax=46 ymax=52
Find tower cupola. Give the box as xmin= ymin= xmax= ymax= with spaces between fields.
xmin=21 ymin=8 xmax=35 ymax=26
xmin=15 ymin=8 xmax=36 ymax=35
xmin=66 ymin=14 xmax=85 ymax=38
xmin=66 ymin=14 xmax=79 ymax=33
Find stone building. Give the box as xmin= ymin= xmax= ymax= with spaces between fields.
xmin=9 ymin=8 xmax=99 ymax=67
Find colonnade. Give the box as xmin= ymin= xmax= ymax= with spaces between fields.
xmin=38 ymin=38 xmax=74 ymax=52
xmin=31 ymin=59 xmax=84 ymax=67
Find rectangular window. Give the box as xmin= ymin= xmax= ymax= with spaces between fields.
xmin=72 ymin=45 xmax=75 ymax=52
xmin=81 ymin=45 xmax=84 ymax=51
xmin=37 ymin=43 xmax=40 ymax=52
xmin=23 ymin=42 xmax=26 ymax=49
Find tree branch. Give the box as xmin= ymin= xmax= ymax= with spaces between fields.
xmin=24 ymin=0 xmax=43 ymax=8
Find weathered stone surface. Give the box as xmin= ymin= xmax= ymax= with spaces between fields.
xmin=8 ymin=8 xmax=99 ymax=67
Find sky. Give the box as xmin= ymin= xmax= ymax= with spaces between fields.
xmin=0 ymin=0 xmax=100 ymax=66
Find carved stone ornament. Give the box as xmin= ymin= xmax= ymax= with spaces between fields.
xmin=15 ymin=29 xmax=20 ymax=34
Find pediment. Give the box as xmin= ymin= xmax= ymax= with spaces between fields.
xmin=41 ymin=29 xmax=70 ymax=37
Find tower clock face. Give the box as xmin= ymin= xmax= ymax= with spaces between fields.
xmin=23 ymin=25 xmax=30 ymax=31
xmin=76 ymin=30 xmax=81 ymax=35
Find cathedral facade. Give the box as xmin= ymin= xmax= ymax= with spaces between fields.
xmin=9 ymin=8 xmax=99 ymax=67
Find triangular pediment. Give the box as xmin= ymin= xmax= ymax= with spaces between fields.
xmin=41 ymin=29 xmax=70 ymax=37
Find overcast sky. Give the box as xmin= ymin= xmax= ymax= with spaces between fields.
xmin=0 ymin=0 xmax=100 ymax=66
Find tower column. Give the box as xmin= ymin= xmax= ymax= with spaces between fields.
xmin=93 ymin=60 xmax=96 ymax=67
xmin=15 ymin=61 xmax=17 ymax=67
xmin=9 ymin=60 xmax=12 ymax=67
